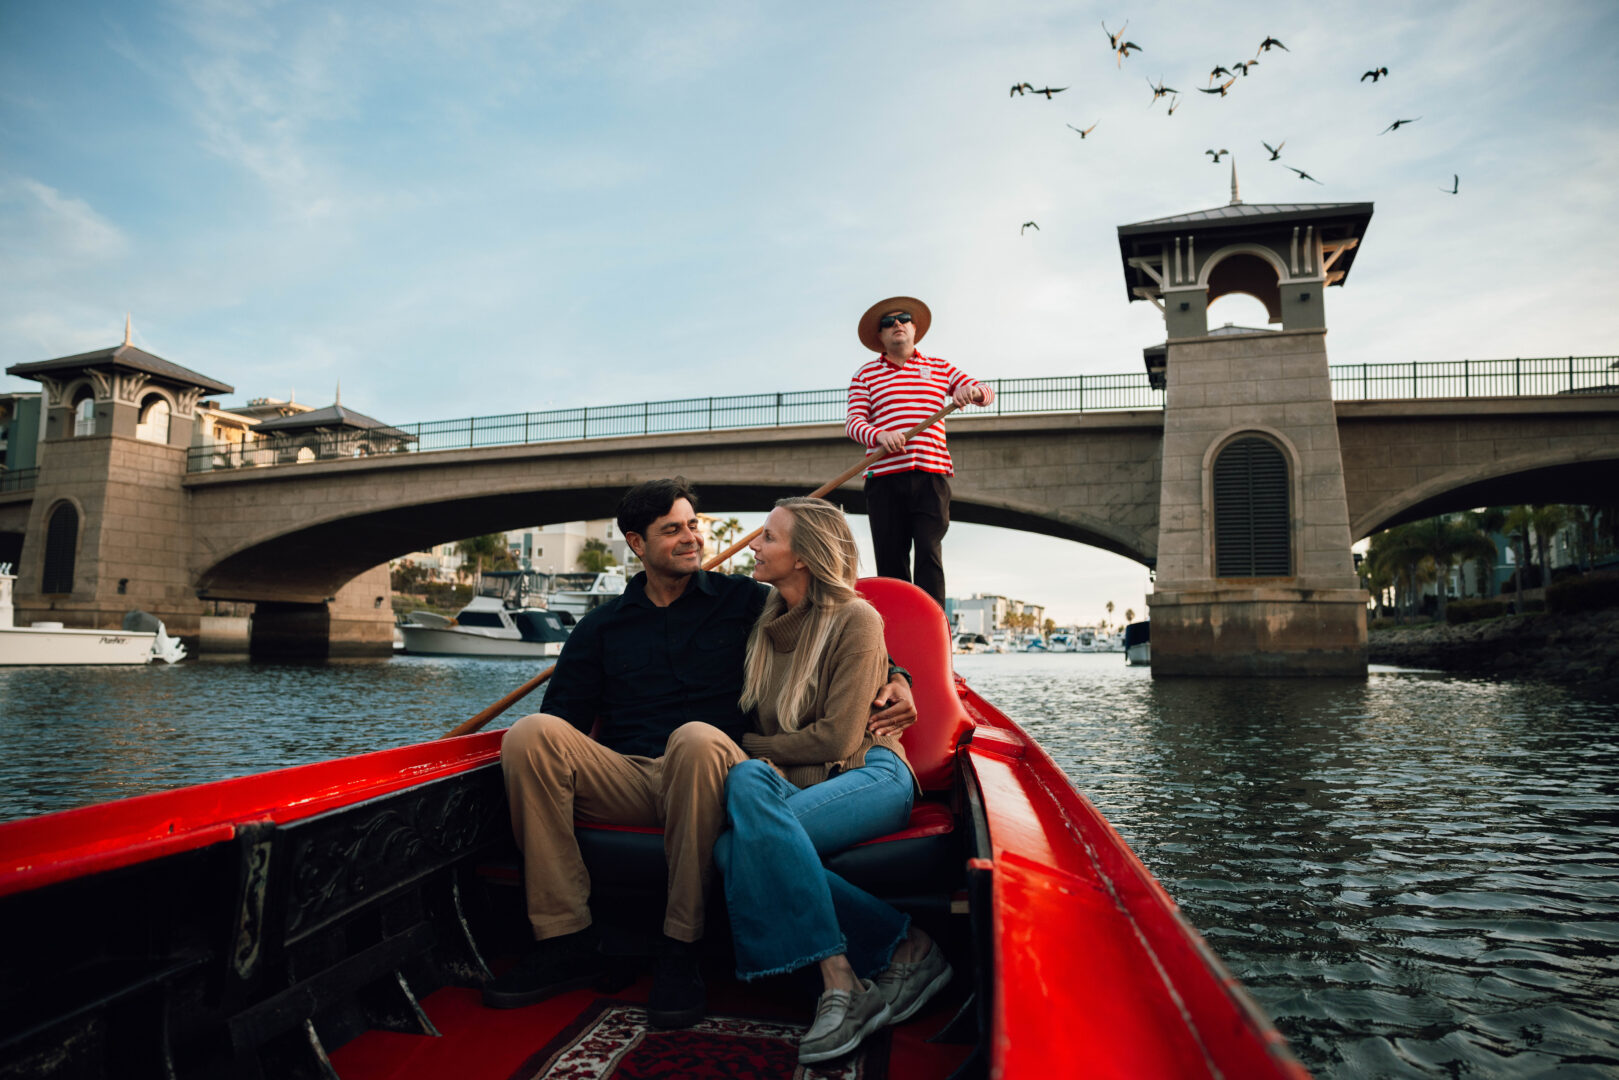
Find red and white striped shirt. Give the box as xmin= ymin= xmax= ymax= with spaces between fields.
xmin=846 ymin=351 xmax=984 ymax=477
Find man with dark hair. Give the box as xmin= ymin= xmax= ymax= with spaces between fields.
xmin=486 ymin=477 xmax=916 ymax=1029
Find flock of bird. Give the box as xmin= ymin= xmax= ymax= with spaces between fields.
xmin=1009 ymin=20 xmax=1458 ymax=232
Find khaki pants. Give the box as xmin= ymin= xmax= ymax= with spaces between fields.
xmin=500 ymin=712 xmax=746 ymax=943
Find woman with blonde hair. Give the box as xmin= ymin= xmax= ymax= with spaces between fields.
xmin=713 ymin=497 xmax=951 ymax=1066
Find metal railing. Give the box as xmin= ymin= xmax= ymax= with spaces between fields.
xmin=185 ymin=372 xmax=1165 ymax=472
xmin=1329 ymin=355 xmax=1619 ymax=401
xmin=0 ymin=467 xmax=39 ymax=494
xmin=183 ymin=356 xmax=1618 ymax=473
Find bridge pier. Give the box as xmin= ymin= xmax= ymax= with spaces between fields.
xmin=249 ymin=564 xmax=394 ymax=659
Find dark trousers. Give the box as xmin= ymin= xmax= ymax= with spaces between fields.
xmin=864 ymin=470 xmax=950 ymax=608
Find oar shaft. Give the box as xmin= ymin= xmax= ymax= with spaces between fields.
xmin=440 ymin=399 xmax=961 ymax=738
xmin=702 ymin=401 xmax=960 ymax=568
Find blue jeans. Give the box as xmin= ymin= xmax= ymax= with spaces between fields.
xmin=714 ymin=749 xmax=915 ymax=981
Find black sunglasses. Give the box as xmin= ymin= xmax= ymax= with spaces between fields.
xmin=878 ymin=313 xmax=913 ymax=329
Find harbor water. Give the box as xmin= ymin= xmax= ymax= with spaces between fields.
xmin=2 ymin=654 xmax=1616 ymax=1078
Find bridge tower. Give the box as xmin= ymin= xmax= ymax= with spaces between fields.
xmin=1118 ymin=182 xmax=1374 ymax=675
xmin=4 ymin=336 xmax=394 ymax=656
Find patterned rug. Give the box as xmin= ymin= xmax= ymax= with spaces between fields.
xmin=505 ymin=998 xmax=890 ymax=1080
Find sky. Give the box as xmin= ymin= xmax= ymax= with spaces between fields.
xmin=4 ymin=1 xmax=1617 ymax=625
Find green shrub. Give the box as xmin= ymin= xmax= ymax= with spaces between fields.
xmin=1446 ymin=599 xmax=1511 ymax=625
xmin=1546 ymin=572 xmax=1619 ymax=614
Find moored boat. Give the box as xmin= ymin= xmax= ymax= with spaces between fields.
xmin=0 ymin=570 xmax=186 ymax=666
xmin=398 ymin=571 xmax=590 ymax=658
xmin=0 ymin=579 xmax=1304 ymax=1079
xmin=1125 ymin=620 xmax=1151 ymax=666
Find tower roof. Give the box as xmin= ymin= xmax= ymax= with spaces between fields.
xmin=1118 ymin=201 xmax=1373 ymax=234
xmin=7 ymin=342 xmax=234 ymax=395
xmin=250 ymin=402 xmax=410 ymax=441
xmin=1117 ymin=201 xmax=1374 ymax=303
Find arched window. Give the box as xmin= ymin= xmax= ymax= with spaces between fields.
xmin=296 ymin=445 xmax=316 ymax=463
xmin=135 ymin=394 xmax=171 ymax=443
xmin=73 ymin=394 xmax=96 ymax=437
xmin=1213 ymin=436 xmax=1291 ymax=577
xmin=42 ymin=502 xmax=79 ymax=594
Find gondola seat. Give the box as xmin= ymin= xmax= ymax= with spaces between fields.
xmin=574 ymin=577 xmax=973 ymax=906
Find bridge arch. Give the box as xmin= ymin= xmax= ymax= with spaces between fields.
xmin=195 ymin=466 xmax=1159 ymax=605
xmin=1198 ymin=243 xmax=1291 ymax=323
xmin=1349 ymin=443 xmax=1619 ymax=540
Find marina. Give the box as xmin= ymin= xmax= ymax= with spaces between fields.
xmin=2 ymin=652 xmax=1615 ymax=1077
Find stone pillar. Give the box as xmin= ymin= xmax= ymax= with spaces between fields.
xmin=249 ymin=563 xmax=394 ymax=659
xmin=14 ymin=433 xmax=206 ymax=646
xmin=1148 ymin=328 xmax=1367 ymax=676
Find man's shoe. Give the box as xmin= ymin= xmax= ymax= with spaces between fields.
xmin=798 ymin=980 xmax=891 ymax=1065
xmin=873 ymin=938 xmax=953 ymax=1025
xmin=481 ymin=927 xmax=608 ymax=1009
xmin=646 ymin=936 xmax=705 ymax=1029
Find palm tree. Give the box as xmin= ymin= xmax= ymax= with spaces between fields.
xmin=1105 ymin=601 xmax=1115 ymax=629
xmin=1367 ymin=523 xmax=1432 ymax=623
xmin=454 ymin=533 xmax=516 ymax=589
xmin=577 ymin=537 xmax=617 ymax=573
xmin=1503 ymin=504 xmax=1570 ymax=608
xmin=1416 ymin=514 xmax=1497 ymax=621
xmin=1124 ymin=608 xmax=1135 ymax=623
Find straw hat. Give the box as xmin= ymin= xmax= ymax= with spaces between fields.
xmin=857 ymin=296 xmax=932 ymax=354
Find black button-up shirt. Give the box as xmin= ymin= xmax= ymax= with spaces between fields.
xmin=540 ymin=570 xmax=770 ymax=758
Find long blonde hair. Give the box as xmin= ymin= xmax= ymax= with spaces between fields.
xmin=738 ymin=498 xmax=862 ymax=729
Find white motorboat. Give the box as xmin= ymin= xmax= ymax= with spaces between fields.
xmin=1047 ymin=632 xmax=1077 ymax=652
xmin=542 ymin=568 xmax=629 ymax=620
xmin=398 ymin=570 xmax=595 ymax=658
xmin=0 ymin=569 xmax=187 ymax=666
xmin=954 ymin=631 xmax=991 ymax=654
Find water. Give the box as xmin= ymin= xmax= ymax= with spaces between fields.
xmin=3 ymin=654 xmax=1617 ymax=1078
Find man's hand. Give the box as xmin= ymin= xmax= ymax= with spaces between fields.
xmin=876 ymin=428 xmax=908 ymax=454
xmin=953 ymin=384 xmax=995 ymax=407
xmin=868 ymin=676 xmax=917 ymax=738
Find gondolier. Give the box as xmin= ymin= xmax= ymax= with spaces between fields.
xmin=847 ymin=296 xmax=995 ymax=608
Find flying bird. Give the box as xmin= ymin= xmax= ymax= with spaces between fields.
xmin=1258 ymin=36 xmax=1288 ymax=53
xmin=1361 ymin=66 xmax=1389 ymax=82
xmin=1209 ymin=65 xmax=1233 ymax=84
xmin=1441 ymin=174 xmax=1459 ymax=194
xmin=1232 ymin=59 xmax=1258 ymax=76
xmin=1263 ymin=139 xmax=1286 ymax=160
xmin=1032 ymin=86 xmax=1067 ymax=99
xmin=1379 ymin=117 xmax=1421 ymax=133
xmin=1147 ymin=77 xmax=1178 ymax=105
xmin=1103 ymin=19 xmax=1129 ymax=50
xmin=1066 ymin=122 xmax=1098 ymax=138
xmin=1009 ymin=81 xmax=1034 ymax=97
xmin=1116 ymin=41 xmax=1143 ymax=67
xmin=1205 ymin=148 xmax=1229 ymax=162
xmin=1198 ymin=78 xmax=1236 ymax=96
xmin=1021 ymin=221 xmax=1040 ymax=234
xmin=1282 ymin=165 xmax=1322 ymax=184
xmin=1167 ymin=95 xmax=1181 ymax=116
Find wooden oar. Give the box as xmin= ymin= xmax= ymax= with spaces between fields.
xmin=439 ymin=400 xmax=962 ymax=739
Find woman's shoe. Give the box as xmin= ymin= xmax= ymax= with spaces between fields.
xmin=798 ymin=979 xmax=891 ymax=1065
xmin=874 ymin=938 xmax=952 ymax=1024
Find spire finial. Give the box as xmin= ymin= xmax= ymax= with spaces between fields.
xmin=335 ymin=379 xmax=341 ymax=407
xmin=1229 ymin=159 xmax=1241 ymax=206
xmin=123 ymin=313 xmax=132 ymax=346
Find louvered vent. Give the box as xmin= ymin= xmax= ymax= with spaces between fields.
xmin=1213 ymin=437 xmax=1291 ymax=577
xmin=42 ymin=502 xmax=78 ymax=594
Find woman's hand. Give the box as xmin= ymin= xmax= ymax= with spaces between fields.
xmin=867 ymin=676 xmax=917 ymax=738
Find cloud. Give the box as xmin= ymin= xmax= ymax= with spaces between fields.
xmin=0 ymin=178 xmax=129 ymax=269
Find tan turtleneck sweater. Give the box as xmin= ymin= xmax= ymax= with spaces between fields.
xmin=739 ymin=597 xmax=916 ymax=792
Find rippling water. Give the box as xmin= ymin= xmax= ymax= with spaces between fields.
xmin=3 ymin=654 xmax=1617 ymax=1077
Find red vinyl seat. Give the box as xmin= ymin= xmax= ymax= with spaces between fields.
xmin=575 ymin=577 xmax=971 ymax=904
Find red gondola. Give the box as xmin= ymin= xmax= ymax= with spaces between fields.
xmin=0 ymin=579 xmax=1308 ymax=1079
